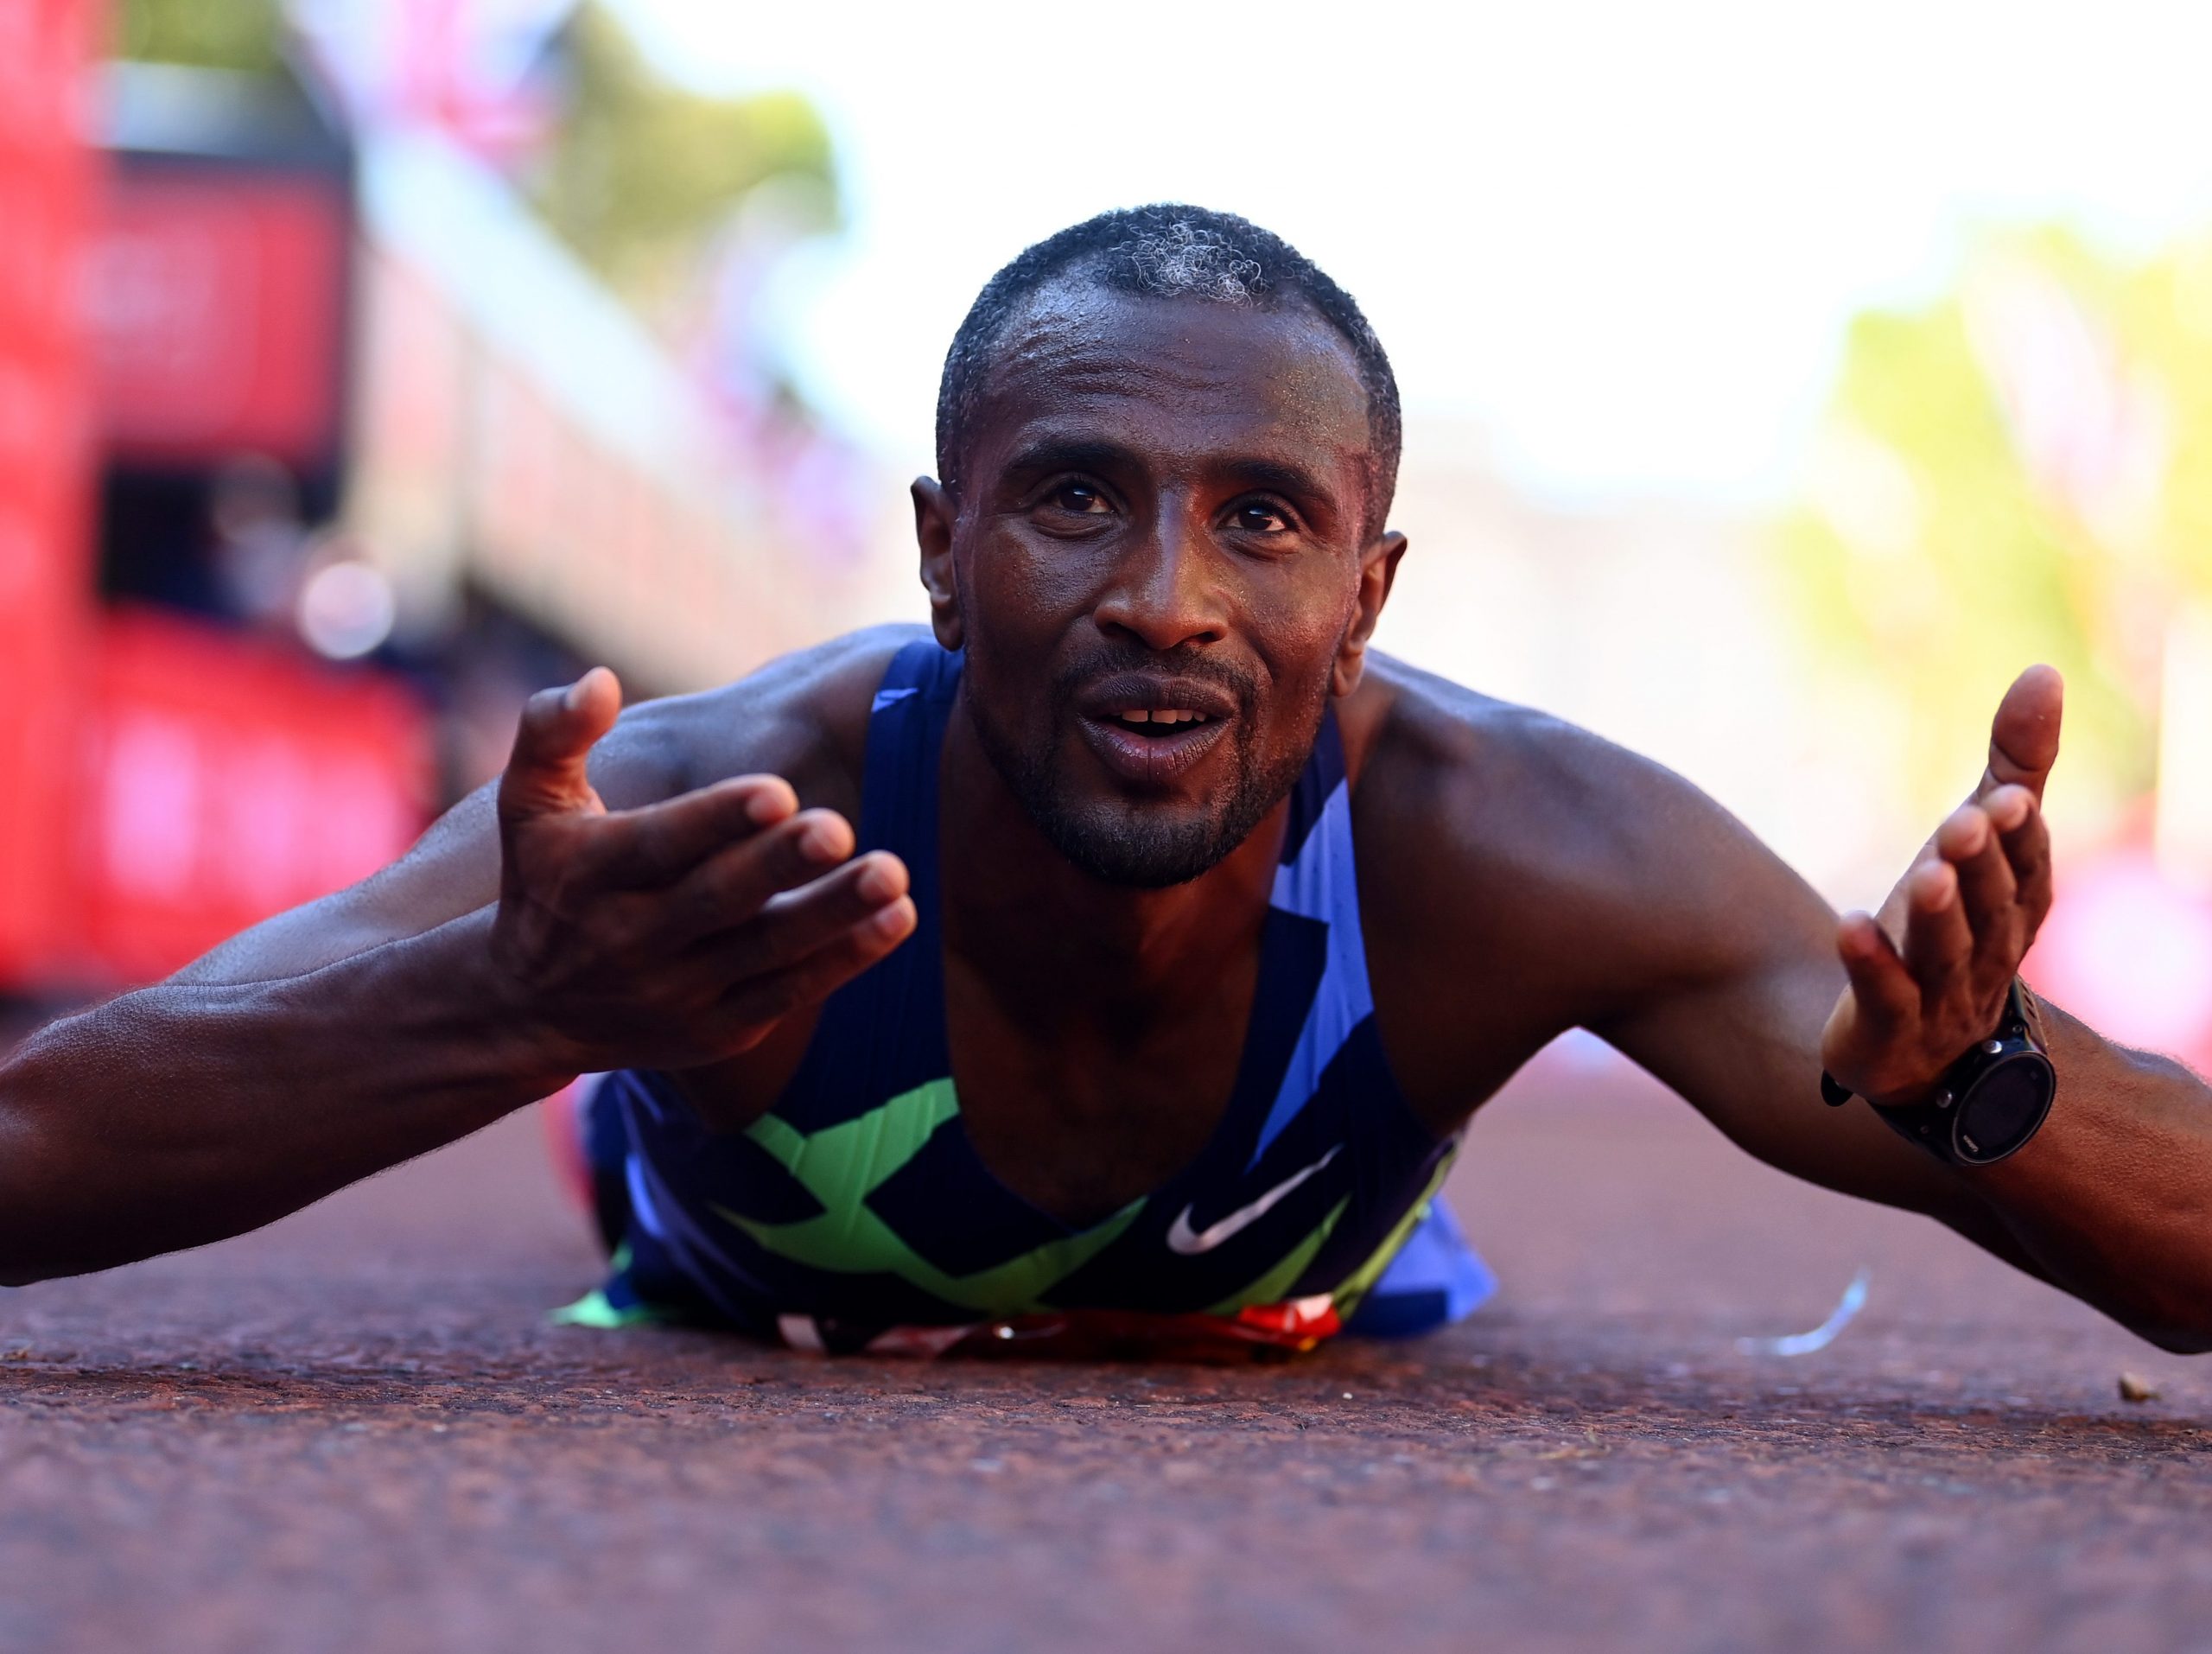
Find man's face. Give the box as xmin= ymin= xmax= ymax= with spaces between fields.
xmin=928 ymin=284 xmax=1391 ymax=887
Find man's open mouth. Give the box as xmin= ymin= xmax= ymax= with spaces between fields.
xmin=1079 ymin=710 xmax=1229 ymax=786
xmin=1073 ymin=678 xmax=1237 ymax=787
xmin=1108 ymin=706 xmax=1211 ymax=729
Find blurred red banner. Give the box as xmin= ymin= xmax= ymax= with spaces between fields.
xmin=67 ymin=609 xmax=433 ymax=983
xmin=90 ymin=168 xmax=351 ymax=474
xmin=0 ymin=5 xmax=435 ymax=996
xmin=0 ymin=0 xmax=99 ymax=982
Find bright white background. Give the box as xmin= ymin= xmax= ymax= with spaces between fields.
xmin=615 ymin=0 xmax=2212 ymax=507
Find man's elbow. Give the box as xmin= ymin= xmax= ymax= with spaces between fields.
xmin=2128 ymin=1320 xmax=2212 ymax=1357
xmin=0 ymin=1206 xmax=103 ymax=1288
xmin=0 ymin=1174 xmax=57 ymax=1285
xmin=0 ymin=1097 xmax=77 ymax=1287
xmin=0 ymin=1223 xmax=54 ymax=1287
xmin=2114 ymin=1272 xmax=2212 ymax=1354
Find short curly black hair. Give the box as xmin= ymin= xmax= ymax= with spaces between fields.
xmin=934 ymin=204 xmax=1402 ymax=537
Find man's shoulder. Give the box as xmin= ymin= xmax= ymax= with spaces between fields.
xmin=1347 ymin=652 xmax=1691 ymax=900
xmin=1338 ymin=654 xmax=1744 ymax=1116
xmin=607 ymin=623 xmax=928 ymax=813
xmin=1345 ymin=652 xmax=1822 ymax=1027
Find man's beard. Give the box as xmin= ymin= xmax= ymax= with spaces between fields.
xmin=962 ymin=642 xmax=1329 ymax=889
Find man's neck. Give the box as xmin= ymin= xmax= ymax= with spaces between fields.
xmin=938 ymin=701 xmax=1284 ymax=1023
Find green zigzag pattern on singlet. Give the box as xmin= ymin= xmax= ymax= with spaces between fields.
xmin=718 ymin=1078 xmax=1145 ymax=1317
xmin=1195 ymin=1148 xmax=1461 ymax=1320
xmin=1203 ymin=1197 xmax=1348 ymax=1317
xmin=1324 ymin=1150 xmax=1459 ymax=1322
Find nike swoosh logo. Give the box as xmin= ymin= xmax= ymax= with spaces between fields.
xmin=1165 ymin=1146 xmax=1343 ymax=1256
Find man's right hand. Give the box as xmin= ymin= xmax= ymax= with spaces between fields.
xmin=488 ymin=667 xmax=915 ymax=1072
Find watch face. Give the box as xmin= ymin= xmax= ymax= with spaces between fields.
xmin=1955 ymin=1053 xmax=2056 ymax=1164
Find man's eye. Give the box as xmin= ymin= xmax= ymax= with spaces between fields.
xmin=1048 ymin=483 xmax=1111 ymax=515
xmin=1229 ymin=502 xmax=1292 ymax=533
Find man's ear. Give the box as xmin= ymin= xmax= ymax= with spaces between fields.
xmin=1332 ymin=530 xmax=1407 ymax=697
xmin=912 ymin=477 xmax=964 ymax=652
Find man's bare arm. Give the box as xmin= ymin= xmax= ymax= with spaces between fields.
xmin=1591 ymin=671 xmax=2212 ymax=1351
xmin=1358 ymin=670 xmax=1989 ymax=1231
xmin=0 ymin=653 xmax=914 ymax=1285
xmin=0 ymin=908 xmax=567 ymax=1283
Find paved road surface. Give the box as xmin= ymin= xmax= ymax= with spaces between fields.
xmin=3 ymin=1053 xmax=2208 ymax=1653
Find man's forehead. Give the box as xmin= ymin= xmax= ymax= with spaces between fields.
xmin=971 ymin=283 xmax=1372 ymax=474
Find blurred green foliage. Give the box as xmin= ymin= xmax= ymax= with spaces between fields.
xmin=527 ymin=3 xmax=839 ymax=316
xmin=115 ymin=0 xmax=839 ymax=322
xmin=1779 ymin=228 xmax=2212 ymax=824
xmin=118 ymin=0 xmax=283 ymax=73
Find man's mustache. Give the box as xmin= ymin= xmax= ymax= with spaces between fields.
xmin=1049 ymin=645 xmax=1259 ymax=716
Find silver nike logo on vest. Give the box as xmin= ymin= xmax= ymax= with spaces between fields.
xmin=1166 ymin=1146 xmax=1343 ymax=1256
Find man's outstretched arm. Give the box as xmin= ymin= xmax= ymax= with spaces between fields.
xmin=0 ymin=907 xmax=562 ymax=1283
xmin=1598 ymin=667 xmax=2212 ymax=1352
xmin=0 ymin=668 xmax=914 ymax=1285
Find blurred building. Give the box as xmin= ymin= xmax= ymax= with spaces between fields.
xmin=345 ymin=129 xmax=912 ymax=706
xmin=0 ymin=0 xmax=101 ymax=1003
xmin=0 ymin=3 xmax=911 ymax=1003
xmin=1381 ymin=421 xmax=1884 ymax=899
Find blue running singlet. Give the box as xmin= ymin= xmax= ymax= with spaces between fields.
xmin=568 ymin=641 xmax=1494 ymax=1355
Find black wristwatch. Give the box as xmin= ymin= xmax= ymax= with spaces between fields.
xmin=1821 ymin=978 xmax=2056 ymax=1167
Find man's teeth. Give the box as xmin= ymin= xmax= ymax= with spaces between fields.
xmin=1116 ymin=709 xmax=1208 ymax=726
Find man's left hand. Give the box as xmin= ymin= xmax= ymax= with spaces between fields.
xmin=1821 ymin=665 xmax=2064 ymax=1109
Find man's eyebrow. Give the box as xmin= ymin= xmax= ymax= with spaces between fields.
xmin=999 ymin=438 xmax=1140 ymax=480
xmin=1221 ymin=458 xmax=1338 ymax=510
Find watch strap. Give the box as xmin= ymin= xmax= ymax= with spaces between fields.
xmin=1821 ymin=979 xmax=2055 ymax=1167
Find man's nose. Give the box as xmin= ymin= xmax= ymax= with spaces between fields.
xmin=1092 ymin=502 xmax=1228 ymax=652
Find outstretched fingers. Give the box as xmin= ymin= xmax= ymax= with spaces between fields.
xmin=587 ymin=774 xmax=802 ymax=889
xmin=1985 ymin=783 xmax=2054 ymax=931
xmin=1980 ymin=663 xmax=2063 ymax=799
xmin=651 ymin=810 xmax=875 ymax=946
xmin=499 ymin=668 xmax=621 ymax=825
xmin=1834 ymin=667 xmax=2065 ymax=1103
xmin=1837 ymin=909 xmax=1916 ymax=1034
xmin=697 ymin=850 xmax=910 ymax=978
xmin=1936 ymin=802 xmax=2025 ymax=989
xmin=715 ymin=890 xmax=918 ymax=1030
xmin=1902 ymin=856 xmax=1974 ymax=1008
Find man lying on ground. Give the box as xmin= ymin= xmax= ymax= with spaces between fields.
xmin=4 ymin=207 xmax=2209 ymax=1359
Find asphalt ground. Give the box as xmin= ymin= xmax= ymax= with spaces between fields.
xmin=4 ymin=1051 xmax=2209 ymax=1654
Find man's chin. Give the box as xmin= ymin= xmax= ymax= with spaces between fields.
xmin=961 ymin=684 xmax=1306 ymax=889
xmin=1035 ymin=802 xmax=1242 ymax=889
